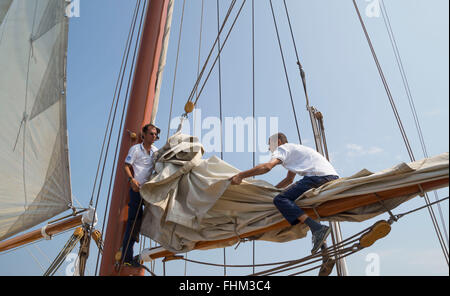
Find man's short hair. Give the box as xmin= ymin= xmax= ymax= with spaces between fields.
xmin=272 ymin=133 xmax=288 ymax=144
xmin=142 ymin=123 xmax=161 ymax=140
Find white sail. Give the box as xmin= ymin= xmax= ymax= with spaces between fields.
xmin=0 ymin=0 xmax=72 ymax=241
xmin=139 ymin=133 xmax=449 ymax=253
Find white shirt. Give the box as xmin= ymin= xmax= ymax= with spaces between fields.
xmin=125 ymin=143 xmax=158 ymax=185
xmin=271 ymin=143 xmax=338 ymax=177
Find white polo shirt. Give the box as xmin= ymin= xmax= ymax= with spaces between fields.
xmin=272 ymin=143 xmax=338 ymax=177
xmin=125 ymin=143 xmax=158 ymax=185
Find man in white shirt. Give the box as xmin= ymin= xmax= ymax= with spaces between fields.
xmin=121 ymin=124 xmax=159 ymax=266
xmin=231 ymin=133 xmax=339 ymax=254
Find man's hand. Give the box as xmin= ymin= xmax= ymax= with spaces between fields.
xmin=130 ymin=178 xmax=141 ymax=192
xmin=230 ymin=174 xmax=243 ymax=185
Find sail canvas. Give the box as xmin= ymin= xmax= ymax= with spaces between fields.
xmin=0 ymin=0 xmax=72 ymax=241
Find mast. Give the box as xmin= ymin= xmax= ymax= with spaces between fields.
xmin=100 ymin=0 xmax=173 ymax=276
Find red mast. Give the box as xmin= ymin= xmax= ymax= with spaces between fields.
xmin=100 ymin=0 xmax=171 ymax=276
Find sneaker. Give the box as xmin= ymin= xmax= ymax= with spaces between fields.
xmin=311 ymin=225 xmax=331 ymax=254
xmin=123 ymin=257 xmax=141 ymax=268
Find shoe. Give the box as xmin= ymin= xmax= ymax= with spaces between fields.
xmin=311 ymin=225 xmax=331 ymax=254
xmin=123 ymin=257 xmax=141 ymax=268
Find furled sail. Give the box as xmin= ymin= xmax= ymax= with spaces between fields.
xmin=139 ymin=133 xmax=449 ymax=253
xmin=0 ymin=0 xmax=72 ymax=241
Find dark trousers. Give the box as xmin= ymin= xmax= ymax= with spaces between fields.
xmin=273 ymin=175 xmax=339 ymax=226
xmin=121 ymin=189 xmax=143 ymax=262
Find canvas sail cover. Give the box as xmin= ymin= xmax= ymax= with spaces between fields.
xmin=139 ymin=133 xmax=449 ymax=253
xmin=0 ymin=0 xmax=72 ymax=241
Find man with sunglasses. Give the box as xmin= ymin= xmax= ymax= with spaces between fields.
xmin=121 ymin=124 xmax=160 ymax=266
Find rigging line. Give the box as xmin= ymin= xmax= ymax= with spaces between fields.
xmin=352 ymin=0 xmax=449 ymax=265
xmin=288 ymin=248 xmax=360 ymax=276
xmin=268 ymin=0 xmax=303 ymax=144
xmin=91 ymin=0 xmax=143 ymax=217
xmin=252 ymin=243 xmax=359 ymax=276
xmin=196 ymin=0 xmax=205 ymax=98
xmin=192 ymin=0 xmax=247 ymax=106
xmin=253 ymin=222 xmax=378 ymax=276
xmin=379 ymin=0 xmax=449 ymax=247
xmin=217 ymin=0 xmax=225 ymax=161
xmin=181 ymin=256 xmax=308 ymax=268
xmin=34 ymin=245 xmax=64 ymax=276
xmin=380 ymin=0 xmax=428 ymax=157
xmin=178 ymin=223 xmax=368 ymax=272
xmin=352 ymin=1 xmax=414 ymax=160
xmin=281 ymin=0 xmax=312 ymax=107
xmin=88 ymin=0 xmax=142 ymax=207
xmin=217 ymin=0 xmax=226 ymax=276
xmin=166 ymin=0 xmax=186 ymax=141
xmin=25 ymin=247 xmax=45 ymax=273
xmin=94 ymin=0 xmax=148 ymax=276
xmin=186 ymin=0 xmax=238 ymax=104
xmin=187 ymin=0 xmax=206 ymax=275
xmin=192 ymin=0 xmax=205 ymax=142
xmin=396 ymin=196 xmax=449 ymax=220
xmin=251 ymin=0 xmax=256 ymax=275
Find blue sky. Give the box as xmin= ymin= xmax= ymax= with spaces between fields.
xmin=0 ymin=0 xmax=448 ymax=276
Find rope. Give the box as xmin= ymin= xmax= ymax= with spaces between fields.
xmin=166 ymin=0 xmax=186 ymax=141
xmin=352 ymin=0 xmax=449 ymax=266
xmin=93 ymin=0 xmax=148 ymax=275
xmin=251 ymin=0 xmax=256 ymax=275
xmin=217 ymin=0 xmax=225 ymax=161
xmin=192 ymin=0 xmax=205 ymax=141
xmin=185 ymin=0 xmax=238 ymax=106
xmin=87 ymin=0 xmax=141 ymax=208
xmin=216 ymin=0 xmax=226 ymax=276
xmin=268 ymin=0 xmax=302 ymax=144
xmin=379 ymin=0 xmax=449 ymax=247
xmin=395 ymin=196 xmax=449 ymax=220
xmin=191 ymin=0 xmax=247 ymax=107
xmin=281 ymin=0 xmax=311 ymax=107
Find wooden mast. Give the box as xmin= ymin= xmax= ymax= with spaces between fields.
xmin=99 ymin=0 xmax=171 ymax=276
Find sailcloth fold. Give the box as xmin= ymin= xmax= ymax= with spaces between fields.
xmin=140 ymin=133 xmax=449 ymax=253
xmin=0 ymin=0 xmax=72 ymax=241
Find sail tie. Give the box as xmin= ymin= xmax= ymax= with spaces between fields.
xmin=312 ymin=207 xmax=322 ymax=220
xmin=41 ymin=224 xmax=52 ymax=241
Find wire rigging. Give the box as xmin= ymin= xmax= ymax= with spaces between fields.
xmin=268 ymin=0 xmax=302 ymax=144
xmin=185 ymin=0 xmax=239 ymax=107
xmin=216 ymin=0 xmax=227 ymax=276
xmin=92 ymin=0 xmax=148 ymax=275
xmin=166 ymin=0 xmax=187 ymax=141
xmin=191 ymin=0 xmax=247 ymax=107
xmin=352 ymin=0 xmax=449 ymax=266
xmin=379 ymin=0 xmax=449 ymax=247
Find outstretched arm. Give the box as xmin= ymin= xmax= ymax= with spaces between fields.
xmin=275 ymin=170 xmax=296 ymax=189
xmin=230 ymin=158 xmax=282 ymax=185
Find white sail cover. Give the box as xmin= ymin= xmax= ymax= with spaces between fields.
xmin=0 ymin=0 xmax=72 ymax=241
xmin=139 ymin=133 xmax=449 ymax=253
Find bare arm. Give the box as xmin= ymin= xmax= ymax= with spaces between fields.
xmin=125 ymin=163 xmax=140 ymax=192
xmin=231 ymin=158 xmax=282 ymax=185
xmin=275 ymin=170 xmax=296 ymax=189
